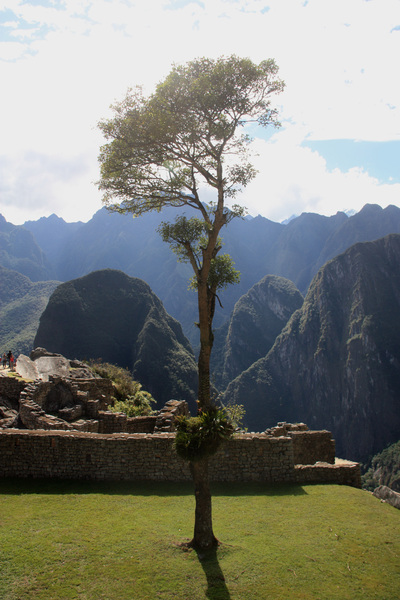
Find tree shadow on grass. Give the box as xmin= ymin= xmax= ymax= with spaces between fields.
xmin=194 ymin=547 xmax=231 ymax=600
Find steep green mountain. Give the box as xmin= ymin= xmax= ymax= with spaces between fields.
xmin=0 ymin=215 xmax=54 ymax=282
xmin=225 ymin=234 xmax=400 ymax=463
xmin=0 ymin=266 xmax=59 ymax=355
xmin=34 ymin=269 xmax=198 ymax=411
xmin=212 ymin=275 xmax=303 ymax=389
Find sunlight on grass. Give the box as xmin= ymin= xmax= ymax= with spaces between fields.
xmin=0 ymin=480 xmax=399 ymax=600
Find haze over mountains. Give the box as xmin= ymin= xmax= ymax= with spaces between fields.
xmin=4 ymin=203 xmax=400 ymax=345
xmin=212 ymin=274 xmax=304 ymax=389
xmin=1 ymin=203 xmax=400 ymax=463
xmin=0 ymin=266 xmax=59 ymax=355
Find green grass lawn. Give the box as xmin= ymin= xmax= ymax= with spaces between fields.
xmin=0 ymin=479 xmax=399 ymax=600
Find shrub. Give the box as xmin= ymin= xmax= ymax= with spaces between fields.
xmin=174 ymin=407 xmax=233 ymax=462
xmin=112 ymin=388 xmax=155 ymax=417
xmin=87 ymin=359 xmax=155 ymax=416
xmin=220 ymin=399 xmax=246 ymax=430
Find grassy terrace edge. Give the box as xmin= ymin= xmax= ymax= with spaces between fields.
xmin=0 ymin=479 xmax=399 ymax=600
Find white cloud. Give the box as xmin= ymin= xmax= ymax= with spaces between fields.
xmin=238 ymin=132 xmax=400 ymax=222
xmin=0 ymin=0 xmax=399 ymax=225
xmin=0 ymin=149 xmax=100 ymax=224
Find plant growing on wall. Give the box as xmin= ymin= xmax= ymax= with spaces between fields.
xmin=97 ymin=55 xmax=284 ymax=550
xmin=174 ymin=408 xmax=234 ymax=462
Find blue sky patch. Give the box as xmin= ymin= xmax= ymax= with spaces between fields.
xmin=166 ymin=0 xmax=205 ymax=9
xmin=20 ymin=0 xmax=60 ymax=6
xmin=302 ymin=140 xmax=400 ymax=184
xmin=0 ymin=4 xmax=58 ymax=47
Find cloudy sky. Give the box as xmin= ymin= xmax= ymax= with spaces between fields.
xmin=0 ymin=0 xmax=399 ymax=225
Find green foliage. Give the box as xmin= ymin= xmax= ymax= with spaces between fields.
xmin=362 ymin=440 xmax=400 ymax=491
xmin=220 ymin=399 xmax=246 ymax=430
xmin=88 ymin=359 xmax=155 ymax=415
xmin=159 ymin=217 xmax=240 ymax=293
xmin=158 ymin=216 xmax=208 ymax=263
xmin=174 ymin=408 xmax=234 ymax=462
xmin=98 ymin=55 xmax=284 ymax=213
xmin=112 ymin=392 xmax=155 ymax=417
xmin=187 ymin=253 xmax=240 ymax=293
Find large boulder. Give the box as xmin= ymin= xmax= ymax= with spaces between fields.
xmin=373 ymin=486 xmax=400 ymax=510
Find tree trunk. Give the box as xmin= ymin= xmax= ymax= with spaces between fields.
xmin=197 ymin=278 xmax=213 ymax=407
xmin=191 ymin=216 xmax=223 ymax=549
xmin=189 ymin=458 xmax=218 ymax=550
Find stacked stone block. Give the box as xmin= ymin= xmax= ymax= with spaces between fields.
xmin=0 ymin=429 xmax=361 ymax=487
xmin=290 ymin=430 xmax=335 ymax=465
xmin=153 ymin=399 xmax=189 ymax=432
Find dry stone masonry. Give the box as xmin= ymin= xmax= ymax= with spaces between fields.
xmin=0 ymin=429 xmax=361 ymax=486
xmin=0 ymin=349 xmax=361 ymax=487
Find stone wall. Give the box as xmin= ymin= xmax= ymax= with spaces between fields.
xmin=0 ymin=376 xmax=26 ymax=407
xmin=290 ymin=430 xmax=335 ymax=465
xmin=294 ymin=462 xmax=361 ymax=487
xmin=0 ymin=429 xmax=361 ymax=487
xmin=0 ymin=376 xmax=361 ymax=488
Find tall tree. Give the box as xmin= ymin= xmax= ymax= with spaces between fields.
xmin=98 ymin=55 xmax=284 ymax=550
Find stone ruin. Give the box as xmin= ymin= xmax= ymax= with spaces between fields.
xmin=0 ymin=348 xmax=188 ymax=435
xmin=0 ymin=348 xmax=361 ymax=487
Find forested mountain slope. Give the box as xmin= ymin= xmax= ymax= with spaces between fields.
xmin=224 ymin=234 xmax=400 ymax=463
xmin=0 ymin=215 xmax=54 ymax=282
xmin=212 ymin=275 xmax=303 ymax=389
xmin=0 ymin=266 xmax=59 ymax=355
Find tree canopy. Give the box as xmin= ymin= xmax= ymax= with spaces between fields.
xmin=98 ymin=55 xmax=284 ymax=220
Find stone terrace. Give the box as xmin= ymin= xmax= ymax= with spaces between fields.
xmin=0 ymin=369 xmax=361 ymax=488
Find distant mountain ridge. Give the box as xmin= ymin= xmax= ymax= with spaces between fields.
xmin=23 ymin=214 xmax=83 ymax=268
xmin=0 ymin=214 xmax=54 ymax=282
xmin=15 ymin=203 xmax=400 ymax=343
